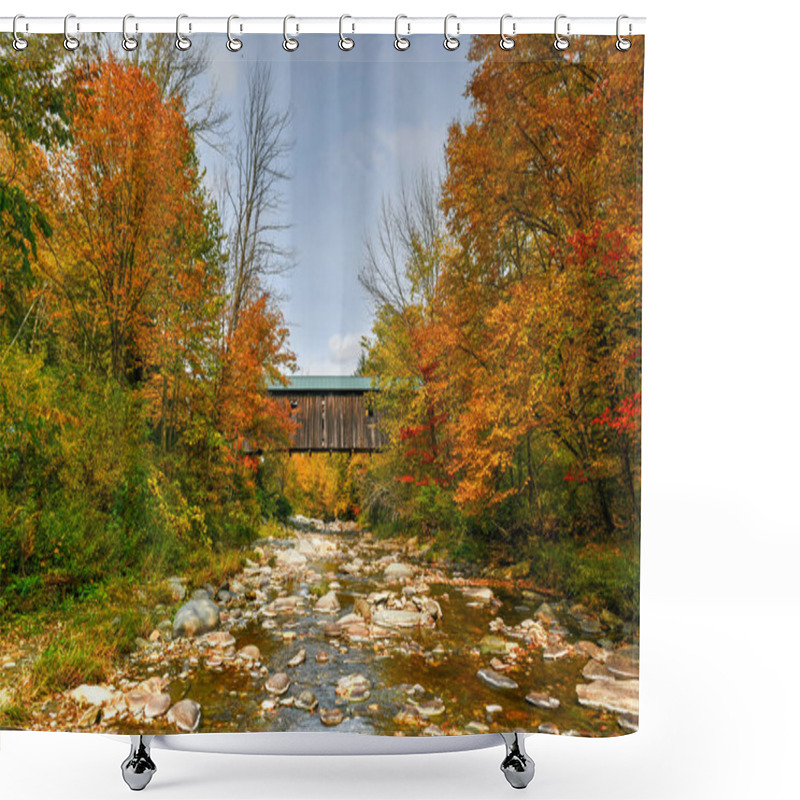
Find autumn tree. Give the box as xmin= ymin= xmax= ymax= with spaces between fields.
xmin=362 ymin=36 xmax=643 ymax=541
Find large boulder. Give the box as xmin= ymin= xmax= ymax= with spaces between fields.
xmin=172 ymin=597 xmax=220 ymax=638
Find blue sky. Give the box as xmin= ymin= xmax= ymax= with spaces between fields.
xmin=200 ymin=34 xmax=475 ymax=375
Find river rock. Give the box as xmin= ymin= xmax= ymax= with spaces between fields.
xmin=371 ymin=609 xmax=422 ymax=629
xmin=166 ymin=577 xmax=186 ymax=601
xmin=345 ymin=623 xmax=371 ymax=640
xmin=124 ymin=688 xmax=151 ymax=714
xmin=460 ymin=586 xmax=494 ymax=603
xmin=287 ymin=649 xmax=306 ymax=668
xmin=576 ymin=679 xmax=639 ymax=715
xmin=70 ymin=684 xmax=114 ymax=707
xmin=276 ymin=549 xmax=307 ymax=570
xmin=353 ymin=597 xmax=372 ymax=620
xmin=295 ymin=691 xmax=318 ymax=711
xmin=203 ymin=630 xmax=236 ymax=649
xmin=144 ymin=693 xmax=171 ymax=719
xmin=479 ymin=635 xmax=509 ymax=655
xmin=407 ymin=687 xmax=446 ymax=717
xmin=465 ymin=721 xmax=491 ymax=734
xmin=314 ymin=591 xmax=341 ymax=614
xmin=618 ymin=713 xmax=639 ymax=732
xmin=477 ymin=668 xmax=519 ymax=691
xmin=538 ymin=722 xmax=560 ymax=735
xmin=583 ymin=659 xmax=615 ymax=682
xmin=525 ymin=692 xmax=560 ymax=710
xmin=173 ymin=597 xmax=220 ymax=638
xmin=316 ymin=651 xmax=330 ymax=663
xmin=543 ymin=644 xmax=570 ymax=661
xmin=274 ymin=595 xmax=304 ymax=613
xmin=606 ymin=652 xmax=639 ymax=679
xmin=265 ymin=673 xmax=291 ymax=696
xmin=384 ymin=562 xmax=415 ymax=582
xmin=320 ymin=707 xmax=344 ymax=726
xmin=238 ymin=645 xmax=262 ymax=661
xmin=575 ymin=640 xmax=608 ymax=661
xmin=167 ymin=699 xmax=202 ymax=732
xmin=336 ymin=674 xmax=371 ymax=702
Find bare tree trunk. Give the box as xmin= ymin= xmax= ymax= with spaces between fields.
xmin=222 ymin=66 xmax=292 ymax=340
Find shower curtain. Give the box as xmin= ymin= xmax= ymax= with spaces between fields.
xmin=0 ymin=30 xmax=643 ymax=739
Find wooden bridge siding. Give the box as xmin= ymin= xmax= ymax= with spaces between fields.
xmin=287 ymin=393 xmax=383 ymax=452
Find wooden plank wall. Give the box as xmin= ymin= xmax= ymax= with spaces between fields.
xmin=286 ymin=393 xmax=384 ymax=452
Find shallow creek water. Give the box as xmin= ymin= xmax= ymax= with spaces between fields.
xmin=113 ymin=527 xmax=637 ymax=738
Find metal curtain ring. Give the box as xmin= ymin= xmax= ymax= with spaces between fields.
xmin=12 ymin=14 xmax=28 ymax=51
xmin=227 ymin=15 xmax=243 ymax=51
xmin=339 ymin=15 xmax=354 ymax=51
xmin=554 ymin=14 xmax=569 ymax=51
xmin=64 ymin=13 xmax=80 ymax=50
xmin=121 ymin=14 xmax=138 ymax=51
xmin=394 ymin=15 xmax=410 ymax=51
xmin=616 ymin=14 xmax=632 ymax=51
xmin=176 ymin=14 xmax=191 ymax=50
xmin=499 ymin=14 xmax=516 ymax=50
xmin=283 ymin=15 xmax=299 ymax=51
xmin=443 ymin=14 xmax=459 ymax=51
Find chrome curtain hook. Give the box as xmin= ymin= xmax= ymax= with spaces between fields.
xmin=554 ymin=14 xmax=569 ymax=51
xmin=283 ymin=15 xmax=299 ymax=51
xmin=339 ymin=15 xmax=354 ymax=51
xmin=64 ymin=13 xmax=80 ymax=51
xmin=499 ymin=14 xmax=516 ymax=50
xmin=12 ymin=14 xmax=28 ymax=51
xmin=226 ymin=15 xmax=243 ymax=51
xmin=176 ymin=14 xmax=191 ymax=50
xmin=394 ymin=15 xmax=410 ymax=51
xmin=121 ymin=14 xmax=138 ymax=51
xmin=443 ymin=14 xmax=460 ymax=51
xmin=616 ymin=14 xmax=632 ymax=51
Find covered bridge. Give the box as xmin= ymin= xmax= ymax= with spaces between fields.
xmin=268 ymin=376 xmax=385 ymax=453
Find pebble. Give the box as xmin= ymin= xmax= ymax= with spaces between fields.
xmin=320 ymin=707 xmax=344 ymax=726
xmin=538 ymin=722 xmax=560 ymax=735
xmin=288 ymin=648 xmax=307 ymax=668
xmin=295 ymin=691 xmax=318 ymax=711
xmin=238 ymin=645 xmax=262 ymax=661
xmin=265 ymin=673 xmax=291 ymax=696
xmin=477 ymin=668 xmax=519 ymax=691
xmin=204 ymin=631 xmax=236 ymax=649
xmin=525 ymin=692 xmax=560 ymax=710
xmin=460 ymin=586 xmax=494 ymax=603
xmin=336 ymin=673 xmax=371 ymax=702
xmin=316 ymin=651 xmax=330 ymax=663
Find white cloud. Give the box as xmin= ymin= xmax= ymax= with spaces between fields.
xmin=328 ymin=333 xmax=363 ymax=365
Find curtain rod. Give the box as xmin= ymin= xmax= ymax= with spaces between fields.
xmin=0 ymin=16 xmax=645 ymax=37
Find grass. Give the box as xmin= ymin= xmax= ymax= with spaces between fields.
xmin=0 ymin=544 xmax=253 ymax=730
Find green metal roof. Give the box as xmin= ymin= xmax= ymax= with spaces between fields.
xmin=268 ymin=375 xmax=378 ymax=393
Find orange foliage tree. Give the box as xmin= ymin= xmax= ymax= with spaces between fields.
xmin=364 ymin=36 xmax=643 ymax=539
